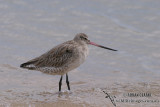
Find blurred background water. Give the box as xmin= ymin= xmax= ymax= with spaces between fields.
xmin=0 ymin=0 xmax=160 ymax=106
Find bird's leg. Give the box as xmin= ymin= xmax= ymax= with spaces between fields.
xmin=59 ymin=75 xmax=63 ymax=92
xmin=66 ymin=73 xmax=70 ymax=90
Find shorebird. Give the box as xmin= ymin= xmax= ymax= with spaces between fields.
xmin=20 ymin=33 xmax=117 ymax=92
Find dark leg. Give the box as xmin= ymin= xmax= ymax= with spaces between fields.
xmin=66 ymin=73 xmax=70 ymax=90
xmin=59 ymin=75 xmax=63 ymax=91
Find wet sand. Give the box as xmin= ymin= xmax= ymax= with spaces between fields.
xmin=0 ymin=64 xmax=160 ymax=107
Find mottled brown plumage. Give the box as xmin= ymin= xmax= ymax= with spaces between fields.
xmin=20 ymin=33 xmax=89 ymax=75
xmin=20 ymin=33 xmax=117 ymax=92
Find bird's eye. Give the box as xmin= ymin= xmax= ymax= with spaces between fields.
xmin=80 ymin=36 xmax=87 ymax=40
xmin=80 ymin=36 xmax=83 ymax=39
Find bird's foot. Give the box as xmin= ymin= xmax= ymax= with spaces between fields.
xmin=58 ymin=90 xmax=72 ymax=95
xmin=65 ymin=90 xmax=72 ymax=94
xmin=58 ymin=91 xmax=64 ymax=94
xmin=57 ymin=91 xmax=64 ymax=96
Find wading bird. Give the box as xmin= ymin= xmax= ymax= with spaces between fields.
xmin=20 ymin=33 xmax=117 ymax=92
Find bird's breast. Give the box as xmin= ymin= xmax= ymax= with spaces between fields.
xmin=77 ymin=45 xmax=89 ymax=64
xmin=64 ymin=44 xmax=89 ymax=72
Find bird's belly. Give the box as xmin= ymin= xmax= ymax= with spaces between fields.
xmin=36 ymin=67 xmax=65 ymax=75
xmin=38 ymin=46 xmax=89 ymax=75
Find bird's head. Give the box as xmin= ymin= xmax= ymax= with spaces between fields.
xmin=74 ymin=33 xmax=118 ymax=51
xmin=74 ymin=33 xmax=90 ymax=44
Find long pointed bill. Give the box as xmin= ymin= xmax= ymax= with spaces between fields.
xmin=89 ymin=42 xmax=117 ymax=51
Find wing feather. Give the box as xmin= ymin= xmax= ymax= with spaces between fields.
xmin=20 ymin=40 xmax=77 ymax=69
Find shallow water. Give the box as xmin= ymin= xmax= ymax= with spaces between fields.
xmin=0 ymin=0 xmax=160 ymax=106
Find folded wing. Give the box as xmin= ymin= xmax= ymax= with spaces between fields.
xmin=20 ymin=41 xmax=76 ymax=70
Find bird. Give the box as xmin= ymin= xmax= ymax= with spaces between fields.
xmin=20 ymin=33 xmax=117 ymax=92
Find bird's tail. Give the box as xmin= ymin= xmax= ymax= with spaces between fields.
xmin=20 ymin=60 xmax=37 ymax=70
